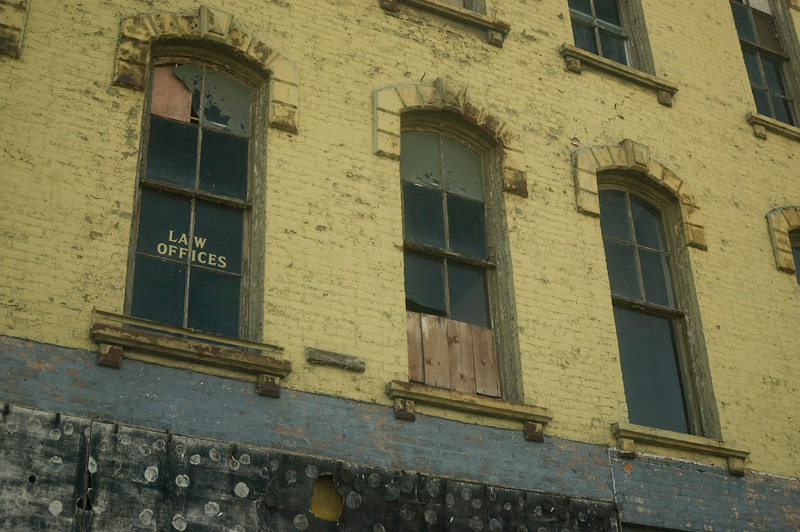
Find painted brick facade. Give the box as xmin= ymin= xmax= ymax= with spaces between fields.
xmin=1 ymin=1 xmax=799 ymax=530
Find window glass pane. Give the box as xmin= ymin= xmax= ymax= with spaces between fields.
xmin=193 ymin=201 xmax=244 ymax=274
xmin=447 ymin=195 xmax=487 ymax=259
xmin=599 ymin=30 xmax=628 ymax=65
xmin=202 ymin=69 xmax=251 ymax=136
xmin=603 ymin=239 xmax=642 ymax=300
xmin=613 ymin=307 xmax=689 ymax=434
xmin=130 ymin=256 xmax=186 ymax=328
xmin=187 ymin=268 xmax=240 ymax=337
xmin=136 ymin=189 xmax=192 ymax=261
xmin=174 ymin=64 xmax=204 ymax=122
xmin=599 ymin=189 xmax=632 ymax=243
xmin=749 ymin=0 xmax=772 ymax=14
xmin=762 ymin=57 xmax=787 ymax=95
xmin=199 ymin=129 xmax=249 ymax=199
xmin=753 ymin=11 xmax=782 ymax=52
xmin=793 ymin=246 xmax=800 ymax=286
xmin=752 ymin=87 xmax=772 ymax=116
xmin=151 ymin=66 xmax=193 ymax=123
xmin=401 ymin=131 xmax=441 ymax=186
xmin=443 ymin=136 xmax=483 ymax=200
xmin=730 ymin=1 xmax=756 ymax=43
xmin=462 ymin=0 xmax=486 ymax=13
xmin=572 ymin=21 xmax=599 ymax=55
xmin=145 ymin=115 xmax=198 ymax=188
xmin=742 ymin=49 xmax=764 ymax=87
xmin=639 ymin=249 xmax=674 ymax=308
xmin=630 ymin=195 xmax=665 ymax=251
xmin=402 ymin=182 xmax=445 ymax=249
xmin=404 ymin=251 xmax=446 ymax=316
xmin=448 ymin=262 xmax=490 ymax=328
xmin=568 ymin=0 xmax=592 ymax=16
xmin=771 ymin=94 xmax=794 ymax=125
xmin=771 ymin=95 xmax=795 ymax=126
xmin=595 ymin=0 xmax=622 ymax=26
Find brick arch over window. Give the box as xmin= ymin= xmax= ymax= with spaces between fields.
xmin=572 ymin=139 xmax=707 ymax=250
xmin=373 ymin=78 xmax=528 ymax=197
xmin=767 ymin=206 xmax=800 ymax=273
xmin=113 ymin=6 xmax=298 ymax=133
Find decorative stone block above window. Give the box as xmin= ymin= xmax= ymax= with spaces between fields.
xmin=571 ymin=139 xmax=707 ymax=250
xmin=559 ymin=44 xmax=679 ymax=106
xmin=612 ymin=422 xmax=750 ymax=477
xmin=379 ymin=0 xmax=510 ymax=47
xmin=113 ymin=6 xmax=299 ymax=133
xmin=0 ymin=0 xmax=29 ymax=58
xmin=373 ymin=77 xmax=528 ymax=197
xmin=766 ymin=205 xmax=800 ymax=275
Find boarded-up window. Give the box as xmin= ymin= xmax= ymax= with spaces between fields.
xmin=401 ymin=130 xmax=499 ymax=397
xmin=129 ymin=63 xmax=252 ymax=338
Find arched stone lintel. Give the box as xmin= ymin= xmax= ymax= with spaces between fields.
xmin=113 ymin=6 xmax=299 ymax=133
xmin=572 ymin=139 xmax=707 ymax=250
xmin=766 ymin=206 xmax=800 ymax=273
xmin=373 ymin=78 xmax=528 ymax=198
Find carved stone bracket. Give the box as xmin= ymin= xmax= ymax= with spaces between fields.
xmin=113 ymin=6 xmax=299 ymax=132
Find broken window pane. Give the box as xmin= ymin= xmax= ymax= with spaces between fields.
xmin=174 ymin=64 xmax=204 ymax=122
xmin=443 ymin=136 xmax=483 ymax=200
xmin=202 ymin=69 xmax=251 ymax=136
xmin=613 ymin=307 xmax=689 ymax=434
xmin=448 ymin=262 xmax=489 ymax=328
xmin=145 ymin=116 xmax=198 ymax=188
xmin=151 ymin=66 xmax=193 ymax=122
xmin=401 ymin=131 xmax=441 ymax=187
xmin=404 ymin=251 xmax=446 ymax=316
xmin=199 ymin=129 xmax=249 ymax=199
xmin=402 ymin=181 xmax=445 ymax=248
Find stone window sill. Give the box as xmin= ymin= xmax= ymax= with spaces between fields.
xmin=747 ymin=112 xmax=800 ymax=142
xmin=558 ymin=44 xmax=678 ymax=107
xmin=380 ymin=0 xmax=510 ymax=47
xmin=89 ymin=310 xmax=291 ymax=397
xmin=386 ymin=380 xmax=552 ymax=441
xmin=612 ymin=421 xmax=750 ymax=476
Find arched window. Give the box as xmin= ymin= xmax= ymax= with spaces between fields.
xmin=599 ymin=185 xmax=695 ymax=433
xmin=126 ymin=49 xmax=266 ymax=339
xmin=401 ymin=115 xmax=517 ymax=399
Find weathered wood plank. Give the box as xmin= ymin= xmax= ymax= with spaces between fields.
xmin=406 ymin=312 xmax=424 ymax=383
xmin=447 ymin=319 xmax=476 ymax=395
xmin=305 ymin=347 xmax=366 ymax=373
xmin=421 ymin=314 xmax=450 ymax=389
xmin=472 ymin=326 xmax=500 ymax=397
xmin=150 ymin=66 xmax=192 ymax=122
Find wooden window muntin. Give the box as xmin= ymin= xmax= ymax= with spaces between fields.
xmin=569 ymin=0 xmax=630 ymax=66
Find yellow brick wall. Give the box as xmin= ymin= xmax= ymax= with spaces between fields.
xmin=1 ymin=0 xmax=798 ymax=476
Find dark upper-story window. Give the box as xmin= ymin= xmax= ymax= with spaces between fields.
xmin=568 ymin=0 xmax=631 ymax=66
xmin=791 ymin=229 xmax=800 ymax=287
xmin=440 ymin=0 xmax=486 ymax=14
xmin=730 ymin=0 xmax=797 ymax=126
xmin=401 ymin=128 xmax=503 ymax=397
xmin=127 ymin=60 xmax=254 ymax=338
xmin=599 ymin=187 xmax=692 ymax=434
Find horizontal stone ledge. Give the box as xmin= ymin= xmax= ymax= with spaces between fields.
xmin=90 ymin=310 xmax=290 ymax=384
xmin=558 ymin=44 xmax=678 ymax=106
xmin=386 ymin=380 xmax=551 ymax=424
xmin=747 ymin=112 xmax=800 ymax=142
xmin=612 ymin=421 xmax=750 ymax=476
